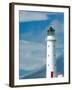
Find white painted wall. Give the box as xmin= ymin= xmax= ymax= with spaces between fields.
xmin=0 ymin=0 xmax=72 ymax=90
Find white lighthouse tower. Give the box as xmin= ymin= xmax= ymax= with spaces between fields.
xmin=46 ymin=27 xmax=56 ymax=78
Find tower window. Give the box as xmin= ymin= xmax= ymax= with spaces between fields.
xmin=53 ymin=45 xmax=55 ymax=47
xmin=54 ymin=54 xmax=55 ymax=56
xmin=48 ymin=54 xmax=49 ymax=57
xmin=55 ymin=64 xmax=56 ymax=66
xmin=48 ymin=45 xmax=50 ymax=47
xmin=48 ymin=64 xmax=49 ymax=66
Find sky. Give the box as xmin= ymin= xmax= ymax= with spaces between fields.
xmin=19 ymin=10 xmax=64 ymax=71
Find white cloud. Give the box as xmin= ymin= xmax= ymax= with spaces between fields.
xmin=56 ymin=40 xmax=64 ymax=58
xmin=19 ymin=40 xmax=46 ymax=71
xmin=19 ymin=11 xmax=49 ymax=22
xmin=49 ymin=19 xmax=64 ymax=32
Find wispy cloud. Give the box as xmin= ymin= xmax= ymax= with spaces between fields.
xmin=50 ymin=19 xmax=64 ymax=32
xmin=19 ymin=11 xmax=49 ymax=22
xmin=19 ymin=40 xmax=46 ymax=71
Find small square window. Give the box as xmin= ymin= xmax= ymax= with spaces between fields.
xmin=48 ymin=64 xmax=49 ymax=66
xmin=54 ymin=54 xmax=55 ymax=56
xmin=48 ymin=45 xmax=49 ymax=47
xmin=54 ymin=64 xmax=56 ymax=66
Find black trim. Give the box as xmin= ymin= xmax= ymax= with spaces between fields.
xmin=9 ymin=3 xmax=14 ymax=87
xmin=69 ymin=6 xmax=70 ymax=84
xmin=10 ymin=2 xmax=70 ymax=8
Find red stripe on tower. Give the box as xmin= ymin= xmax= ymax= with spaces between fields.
xmin=51 ymin=72 xmax=53 ymax=78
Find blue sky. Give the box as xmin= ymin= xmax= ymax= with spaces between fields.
xmin=19 ymin=10 xmax=64 ymax=71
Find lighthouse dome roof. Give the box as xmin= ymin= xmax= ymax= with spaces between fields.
xmin=47 ymin=26 xmax=55 ymax=36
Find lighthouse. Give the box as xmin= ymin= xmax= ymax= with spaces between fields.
xmin=46 ymin=26 xmax=56 ymax=78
